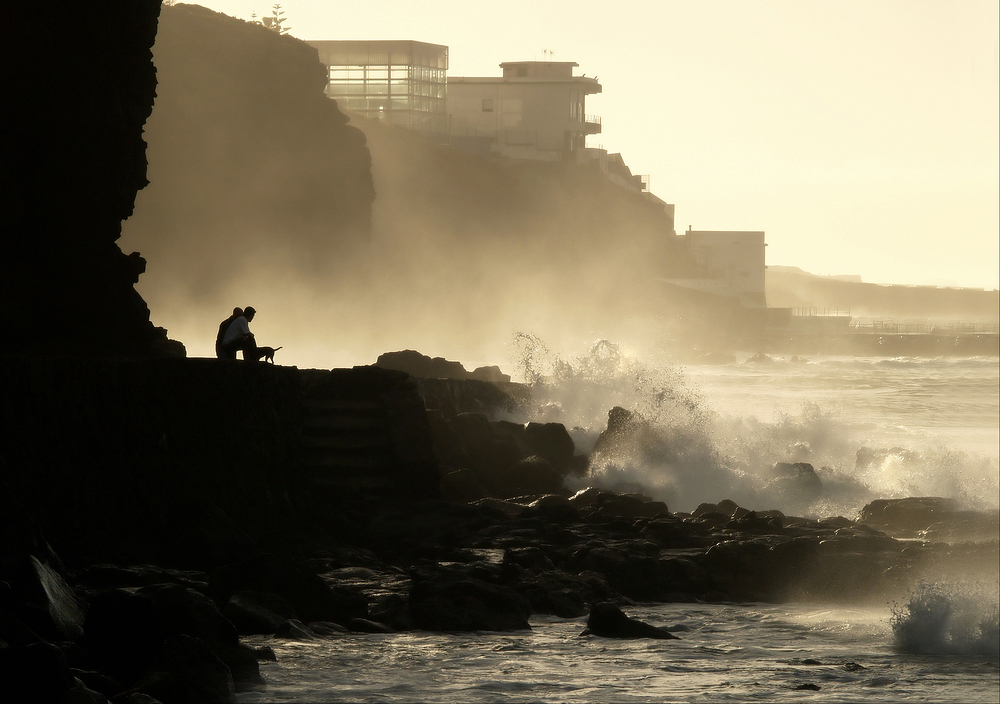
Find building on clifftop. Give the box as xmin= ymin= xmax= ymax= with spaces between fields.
xmin=447 ymin=61 xmax=602 ymax=162
xmin=306 ymin=40 xmax=449 ymax=134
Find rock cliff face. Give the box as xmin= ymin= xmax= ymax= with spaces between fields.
xmin=1 ymin=1 xmax=167 ymax=355
xmin=121 ymin=4 xmax=375 ymax=310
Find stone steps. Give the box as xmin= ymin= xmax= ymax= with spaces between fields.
xmin=300 ymin=396 xmax=396 ymax=489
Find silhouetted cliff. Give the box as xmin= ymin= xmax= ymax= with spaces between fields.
xmin=122 ymin=4 xmax=374 ymax=308
xmin=2 ymin=1 xmax=167 ymax=355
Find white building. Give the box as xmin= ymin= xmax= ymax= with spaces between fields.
xmin=670 ymin=230 xmax=767 ymax=306
xmin=447 ymin=61 xmax=602 ymax=161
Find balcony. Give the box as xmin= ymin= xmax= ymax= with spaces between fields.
xmin=569 ymin=114 xmax=601 ymax=135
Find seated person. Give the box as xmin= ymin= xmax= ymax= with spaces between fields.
xmin=215 ymin=307 xmax=243 ymax=359
xmin=220 ymin=306 xmax=262 ymax=361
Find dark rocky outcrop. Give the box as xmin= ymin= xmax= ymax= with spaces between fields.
xmin=581 ymin=602 xmax=678 ymax=639
xmin=376 ymin=350 xmax=511 ymax=383
xmin=408 ymin=566 xmax=531 ymax=632
xmin=209 ymin=554 xmax=369 ymax=628
xmin=859 ymin=496 xmax=999 ymax=541
xmin=2 ymin=1 xmax=172 ymax=356
xmin=83 ymin=584 xmax=263 ymax=696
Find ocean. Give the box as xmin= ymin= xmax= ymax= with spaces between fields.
xmin=239 ymin=349 xmax=1000 ymax=702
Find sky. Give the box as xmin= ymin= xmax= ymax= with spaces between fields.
xmin=178 ymin=0 xmax=998 ymax=290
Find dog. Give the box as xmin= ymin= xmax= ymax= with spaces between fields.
xmin=257 ymin=346 xmax=282 ymax=364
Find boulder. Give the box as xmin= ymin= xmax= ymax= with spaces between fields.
xmin=859 ymin=497 xmax=960 ymax=534
xmin=769 ymin=462 xmax=822 ymax=500
xmin=222 ymin=591 xmax=297 ymax=635
xmin=494 ymin=457 xmax=565 ymax=499
xmin=523 ymin=422 xmax=576 ymax=472
xmin=209 ymin=554 xmax=368 ymax=625
xmin=519 ymin=572 xmax=589 ymax=618
xmin=581 ymin=602 xmax=678 ymax=639
xmin=408 ymin=569 xmax=531 ymax=632
xmin=375 ymin=350 xmax=469 ymax=379
xmin=470 ymin=365 xmax=511 ymax=383
xmin=124 ymin=634 xmax=235 ymax=704
xmin=569 ymin=488 xmax=666 ymax=518
xmin=83 ymin=584 xmax=263 ymax=692
xmin=0 ymin=641 xmax=76 ymax=702
xmin=440 ymin=468 xmax=488 ymax=502
xmin=274 ymin=619 xmax=316 ymax=640
xmin=0 ymin=554 xmax=85 ymax=643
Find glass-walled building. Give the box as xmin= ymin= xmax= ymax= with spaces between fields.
xmin=306 ymin=40 xmax=448 ymax=134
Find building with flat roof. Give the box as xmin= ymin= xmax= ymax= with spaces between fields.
xmin=306 ymin=40 xmax=449 ymax=133
xmin=669 ymin=230 xmax=767 ymax=306
xmin=447 ymin=61 xmax=602 ymax=161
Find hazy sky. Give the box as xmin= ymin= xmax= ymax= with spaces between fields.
xmin=180 ymin=0 xmax=998 ymax=290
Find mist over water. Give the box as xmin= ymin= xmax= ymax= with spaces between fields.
xmin=502 ymin=335 xmax=1000 ymax=518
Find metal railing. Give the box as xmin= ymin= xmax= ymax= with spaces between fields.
xmin=850 ymin=320 xmax=999 ymax=334
xmin=793 ymin=307 xmax=851 ymax=317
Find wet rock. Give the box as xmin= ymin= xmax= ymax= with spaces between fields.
xmin=517 ymin=571 xmax=589 ymax=618
xmin=565 ymin=543 xmax=663 ymax=601
xmin=0 ymin=641 xmax=75 ymax=702
xmin=918 ymin=509 xmax=1000 ymax=542
xmin=503 ymin=547 xmax=557 ymax=575
xmin=347 ymin=618 xmax=394 ymax=633
xmin=307 ymin=621 xmax=348 ymax=636
xmin=570 ymin=487 xmax=667 ymax=518
xmin=494 ymin=456 xmax=565 ymax=499
xmin=375 ymin=350 xmax=510 ymax=382
xmin=209 ymin=554 xmax=368 ymax=625
xmin=62 ymin=680 xmax=111 ymax=703
xmin=581 ymin=602 xmax=678 ymax=639
xmin=222 ymin=591 xmax=297 ymax=636
xmin=71 ymin=565 xmax=210 ymax=596
xmin=408 ymin=567 xmax=531 ymax=632
xmin=523 ymin=422 xmax=576 ymax=472
xmin=592 ymin=407 xmax=672 ymax=462
xmin=472 ymin=497 xmax=529 ymax=519
xmin=274 ymin=619 xmax=316 ymax=640
xmin=0 ymin=553 xmax=85 ymax=643
xmin=124 ymin=634 xmax=236 ymax=704
xmin=769 ymin=462 xmax=822 ymax=500
xmin=83 ymin=584 xmax=263 ymax=693
xmin=440 ymin=468 xmax=488 ymax=502
xmin=859 ymin=497 xmax=960 ymax=534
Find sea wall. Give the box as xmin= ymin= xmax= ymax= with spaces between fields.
xmin=0 ymin=359 xmax=438 ymax=569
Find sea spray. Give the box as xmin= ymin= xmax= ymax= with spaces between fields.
xmin=507 ymin=334 xmax=1000 ymax=517
xmin=891 ymin=582 xmax=1000 ymax=657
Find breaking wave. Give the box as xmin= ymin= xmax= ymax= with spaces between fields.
xmin=508 ymin=334 xmax=1000 ymax=517
xmin=891 ymin=582 xmax=1000 ymax=657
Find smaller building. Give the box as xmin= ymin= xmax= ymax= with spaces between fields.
xmin=447 ymin=61 xmax=602 ymax=161
xmin=670 ymin=229 xmax=767 ymax=307
xmin=306 ymin=40 xmax=449 ymax=133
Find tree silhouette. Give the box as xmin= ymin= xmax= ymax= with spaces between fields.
xmin=261 ymin=4 xmax=290 ymax=34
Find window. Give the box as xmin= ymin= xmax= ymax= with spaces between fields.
xmin=482 ymin=98 xmax=494 ymax=112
